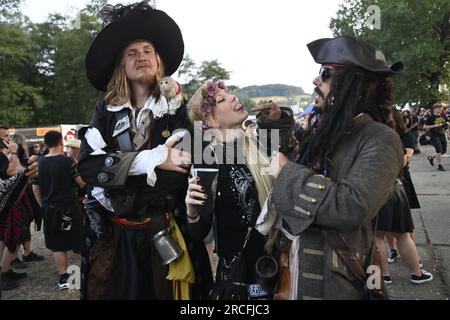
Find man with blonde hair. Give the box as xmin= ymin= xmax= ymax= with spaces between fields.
xmin=78 ymin=2 xmax=212 ymax=299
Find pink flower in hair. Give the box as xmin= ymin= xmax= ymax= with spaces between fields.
xmin=217 ymin=80 xmax=226 ymax=90
xmin=199 ymin=80 xmax=227 ymax=116
xmin=206 ymin=82 xmax=217 ymax=97
xmin=200 ymin=101 xmax=212 ymax=114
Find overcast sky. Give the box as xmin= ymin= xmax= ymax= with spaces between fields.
xmin=21 ymin=0 xmax=343 ymax=94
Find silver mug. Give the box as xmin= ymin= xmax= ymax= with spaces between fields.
xmin=151 ymin=228 xmax=183 ymax=265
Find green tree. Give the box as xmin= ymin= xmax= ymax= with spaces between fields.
xmin=178 ymin=56 xmax=232 ymax=100
xmin=330 ymin=0 xmax=450 ymax=107
xmin=178 ymin=54 xmax=200 ymax=99
xmin=0 ymin=0 xmax=106 ymax=127
xmin=30 ymin=0 xmax=105 ymax=125
xmin=178 ymin=54 xmax=196 ymax=83
xmin=0 ymin=0 xmax=43 ymax=127
xmin=0 ymin=0 xmax=25 ymax=24
xmin=48 ymin=10 xmax=103 ymax=124
xmin=28 ymin=14 xmax=67 ymax=125
xmin=198 ymin=59 xmax=231 ymax=83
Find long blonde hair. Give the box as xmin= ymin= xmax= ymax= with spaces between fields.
xmin=244 ymin=133 xmax=281 ymax=253
xmin=243 ymin=135 xmax=274 ymax=208
xmin=105 ymin=48 xmax=165 ymax=106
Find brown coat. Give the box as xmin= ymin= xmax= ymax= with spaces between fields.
xmin=272 ymin=113 xmax=403 ymax=300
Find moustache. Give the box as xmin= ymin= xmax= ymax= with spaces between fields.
xmin=314 ymin=87 xmax=324 ymax=99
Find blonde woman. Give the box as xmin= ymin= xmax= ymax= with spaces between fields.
xmin=185 ymin=80 xmax=295 ymax=300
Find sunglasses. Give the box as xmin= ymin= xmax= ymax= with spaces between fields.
xmin=319 ymin=66 xmax=335 ymax=82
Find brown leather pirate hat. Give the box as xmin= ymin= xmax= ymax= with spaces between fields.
xmin=307 ymin=36 xmax=404 ymax=76
xmin=85 ymin=2 xmax=184 ymax=92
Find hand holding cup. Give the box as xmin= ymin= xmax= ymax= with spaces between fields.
xmin=185 ymin=176 xmax=207 ymax=218
xmin=185 ymin=168 xmax=219 ymax=218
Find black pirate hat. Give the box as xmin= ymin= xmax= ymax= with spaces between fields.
xmin=307 ymin=36 xmax=404 ymax=76
xmin=85 ymin=2 xmax=184 ymax=92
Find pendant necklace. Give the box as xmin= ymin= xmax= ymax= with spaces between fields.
xmin=162 ymin=103 xmax=171 ymax=138
xmin=162 ymin=127 xmax=171 ymax=138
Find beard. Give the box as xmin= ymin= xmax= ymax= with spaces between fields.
xmin=135 ymin=73 xmax=156 ymax=86
xmin=314 ymin=87 xmax=325 ymax=114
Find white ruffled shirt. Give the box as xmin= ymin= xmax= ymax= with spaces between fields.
xmin=85 ymin=95 xmax=184 ymax=212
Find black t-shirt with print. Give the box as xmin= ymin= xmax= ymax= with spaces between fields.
xmin=425 ymin=114 xmax=448 ymax=137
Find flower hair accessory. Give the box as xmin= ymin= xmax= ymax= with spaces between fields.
xmin=199 ymin=80 xmax=227 ymax=116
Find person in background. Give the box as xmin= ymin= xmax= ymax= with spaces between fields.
xmin=29 ymin=144 xmax=41 ymax=157
xmin=375 ymin=108 xmax=432 ymax=285
xmin=38 ymin=131 xmax=85 ymax=290
xmin=442 ymin=105 xmax=450 ymax=139
xmin=423 ymin=102 xmax=449 ymax=171
xmin=9 ymin=134 xmax=44 ymax=270
xmin=65 ymin=139 xmax=87 ymax=221
xmin=65 ymin=139 xmax=82 ymax=163
xmin=0 ymin=126 xmax=39 ymax=292
xmin=406 ymin=109 xmax=421 ymax=154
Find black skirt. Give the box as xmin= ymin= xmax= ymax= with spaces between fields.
xmin=402 ymin=168 xmax=420 ymax=209
xmin=43 ymin=202 xmax=84 ymax=253
xmin=377 ymin=180 xmax=414 ymax=233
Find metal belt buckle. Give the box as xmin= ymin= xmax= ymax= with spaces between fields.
xmin=247 ymin=283 xmax=269 ymax=299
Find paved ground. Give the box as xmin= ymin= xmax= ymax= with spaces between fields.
xmin=1 ymin=144 xmax=449 ymax=300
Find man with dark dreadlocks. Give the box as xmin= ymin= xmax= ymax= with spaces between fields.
xmin=269 ymin=36 xmax=405 ymax=299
